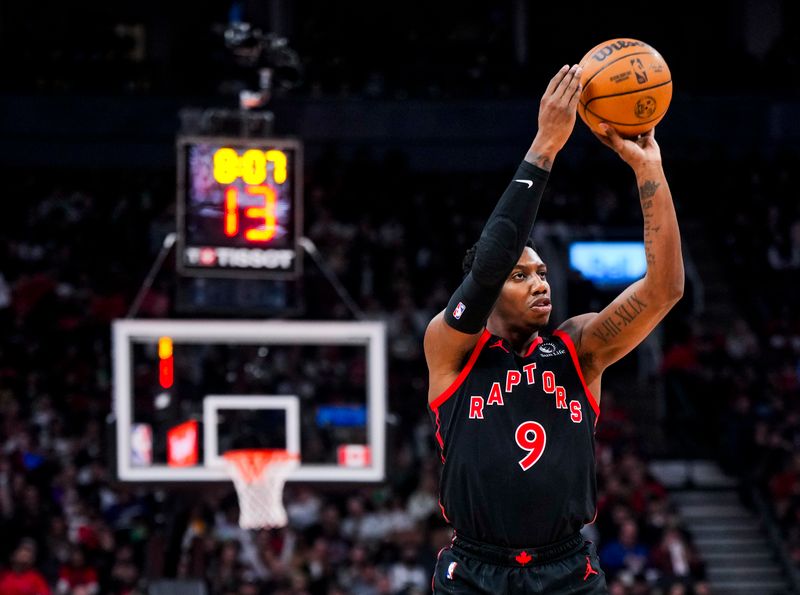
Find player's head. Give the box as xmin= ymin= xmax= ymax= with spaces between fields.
xmin=462 ymin=238 xmax=539 ymax=276
xmin=463 ymin=239 xmax=552 ymax=330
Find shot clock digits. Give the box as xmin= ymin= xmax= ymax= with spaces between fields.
xmin=213 ymin=148 xmax=288 ymax=185
xmin=213 ymin=147 xmax=287 ymax=243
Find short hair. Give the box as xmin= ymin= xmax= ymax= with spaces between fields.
xmin=462 ymin=237 xmax=537 ymax=276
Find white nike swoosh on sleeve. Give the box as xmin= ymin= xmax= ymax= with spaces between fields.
xmin=514 ymin=179 xmax=533 ymax=188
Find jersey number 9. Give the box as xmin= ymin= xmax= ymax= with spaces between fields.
xmin=515 ymin=421 xmax=547 ymax=471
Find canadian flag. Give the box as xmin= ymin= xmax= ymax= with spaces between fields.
xmin=337 ymin=444 xmax=371 ymax=468
xmin=167 ymin=421 xmax=199 ymax=467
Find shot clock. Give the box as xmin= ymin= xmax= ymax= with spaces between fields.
xmin=176 ymin=137 xmax=302 ymax=278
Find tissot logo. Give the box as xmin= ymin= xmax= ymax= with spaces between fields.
xmin=185 ymin=246 xmax=295 ymax=269
xmin=539 ymin=343 xmax=565 ymax=357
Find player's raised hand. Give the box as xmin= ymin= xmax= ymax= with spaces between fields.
xmin=531 ymin=64 xmax=582 ymax=159
xmin=593 ymin=124 xmax=662 ymax=170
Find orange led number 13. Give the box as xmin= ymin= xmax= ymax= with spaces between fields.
xmin=224 ymin=185 xmax=277 ymax=242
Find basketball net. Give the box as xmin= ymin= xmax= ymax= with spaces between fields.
xmin=222 ymin=449 xmax=300 ymax=530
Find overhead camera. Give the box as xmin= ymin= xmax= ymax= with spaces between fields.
xmin=222 ymin=21 xmax=302 ymax=110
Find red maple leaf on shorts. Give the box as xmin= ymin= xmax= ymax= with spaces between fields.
xmin=515 ymin=551 xmax=532 ymax=565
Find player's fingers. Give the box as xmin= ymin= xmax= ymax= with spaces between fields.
xmin=598 ymin=123 xmax=625 ymax=151
xmin=568 ymin=87 xmax=581 ymax=111
xmin=591 ymin=131 xmax=614 ymax=149
xmin=637 ymin=127 xmax=657 ymax=149
xmin=544 ymin=64 xmax=570 ymax=96
xmin=567 ymin=86 xmax=582 ymax=113
xmin=568 ymin=75 xmax=583 ymax=106
xmin=555 ymin=64 xmax=579 ymax=96
xmin=563 ymin=66 xmax=583 ymax=98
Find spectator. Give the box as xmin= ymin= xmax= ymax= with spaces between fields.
xmin=0 ymin=539 xmax=51 ymax=595
xmin=286 ymin=487 xmax=322 ymax=531
xmin=206 ymin=540 xmax=242 ymax=595
xmin=599 ymin=520 xmax=650 ymax=580
xmin=406 ymin=472 xmax=438 ymax=523
xmin=56 ymin=546 xmax=98 ymax=595
xmin=649 ymin=528 xmax=705 ymax=586
xmin=107 ymin=545 xmax=141 ymax=595
xmin=387 ymin=546 xmax=427 ymax=594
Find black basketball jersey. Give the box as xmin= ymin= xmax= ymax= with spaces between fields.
xmin=428 ymin=329 xmax=599 ymax=548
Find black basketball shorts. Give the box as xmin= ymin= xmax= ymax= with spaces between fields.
xmin=432 ymin=532 xmax=607 ymax=594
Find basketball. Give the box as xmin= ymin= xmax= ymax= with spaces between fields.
xmin=577 ymin=38 xmax=672 ymax=137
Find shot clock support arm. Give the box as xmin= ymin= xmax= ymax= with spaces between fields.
xmin=298 ymin=237 xmax=365 ymax=321
xmin=126 ymin=233 xmax=177 ymax=319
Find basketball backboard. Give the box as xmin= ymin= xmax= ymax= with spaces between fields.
xmin=112 ymin=320 xmax=386 ymax=482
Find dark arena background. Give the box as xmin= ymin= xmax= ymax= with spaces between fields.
xmin=1 ymin=1 xmax=800 ymax=594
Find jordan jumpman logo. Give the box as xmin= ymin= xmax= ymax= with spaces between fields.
xmin=489 ymin=339 xmax=509 ymax=353
xmin=583 ymin=556 xmax=599 ymax=581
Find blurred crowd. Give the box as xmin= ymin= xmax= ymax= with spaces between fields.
xmin=0 ymin=148 xmax=723 ymax=594
xmin=660 ymin=152 xmax=800 ymax=570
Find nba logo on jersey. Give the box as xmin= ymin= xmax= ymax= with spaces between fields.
xmin=453 ymin=302 xmax=466 ymax=319
xmin=447 ymin=561 xmax=458 ymax=580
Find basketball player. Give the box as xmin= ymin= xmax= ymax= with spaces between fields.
xmin=424 ymin=63 xmax=683 ymax=593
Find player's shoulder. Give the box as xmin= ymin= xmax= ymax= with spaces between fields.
xmin=556 ymin=313 xmax=599 ymax=351
xmin=424 ymin=311 xmax=487 ymax=371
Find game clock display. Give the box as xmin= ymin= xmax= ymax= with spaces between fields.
xmin=177 ymin=137 xmax=302 ymax=278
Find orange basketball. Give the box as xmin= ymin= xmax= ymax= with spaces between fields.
xmin=578 ymin=38 xmax=672 ymax=137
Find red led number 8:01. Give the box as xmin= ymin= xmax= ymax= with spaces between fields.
xmin=515 ymin=421 xmax=546 ymax=471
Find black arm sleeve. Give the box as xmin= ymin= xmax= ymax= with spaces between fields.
xmin=444 ymin=160 xmax=549 ymax=333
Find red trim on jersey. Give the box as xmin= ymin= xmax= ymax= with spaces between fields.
xmin=429 ymin=329 xmax=492 ymax=410
xmin=433 ymin=407 xmax=445 ymax=462
xmin=524 ymin=336 xmax=544 ymax=358
xmin=433 ymin=546 xmax=445 ymax=592
xmin=552 ymin=329 xmax=600 ymax=420
xmin=439 ymin=499 xmax=450 ymax=523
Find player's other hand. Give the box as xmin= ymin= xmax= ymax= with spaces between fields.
xmin=531 ymin=64 xmax=582 ymax=159
xmin=594 ymin=124 xmax=662 ymax=171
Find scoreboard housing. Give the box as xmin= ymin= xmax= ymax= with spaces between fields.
xmin=176 ymin=136 xmax=303 ymax=279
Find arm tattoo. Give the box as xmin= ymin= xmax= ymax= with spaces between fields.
xmin=643 ymin=204 xmax=655 ymax=266
xmin=524 ymin=152 xmax=552 ymax=172
xmin=639 ymin=180 xmax=660 ymax=200
xmin=590 ymin=292 xmax=648 ymax=345
xmin=640 ymin=179 xmax=659 ymax=265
